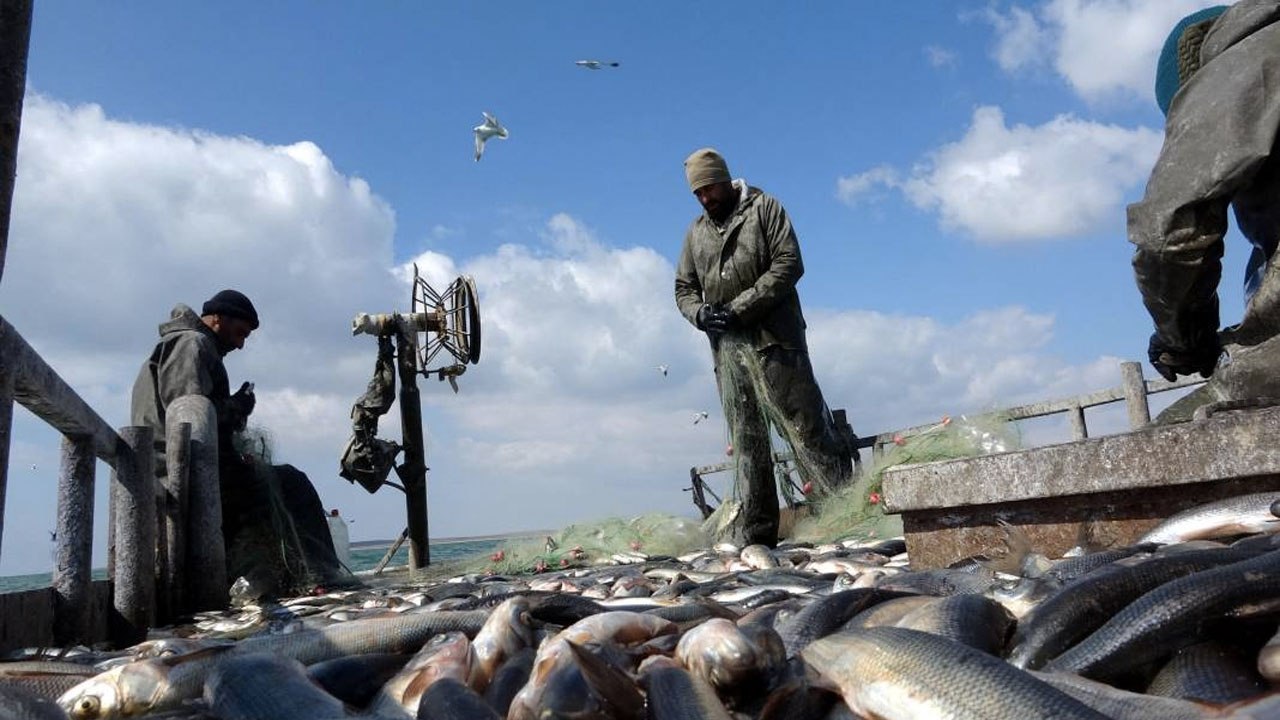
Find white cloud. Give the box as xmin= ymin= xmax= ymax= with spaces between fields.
xmin=3 ymin=94 xmax=1142 ymax=574
xmin=841 ymin=106 xmax=1162 ymax=241
xmin=835 ymin=165 xmax=899 ymax=205
xmin=805 ymin=305 xmax=1126 ymax=433
xmin=986 ymin=5 xmax=1050 ymax=72
xmin=925 ymin=45 xmax=959 ymax=68
xmin=987 ymin=0 xmax=1225 ymax=103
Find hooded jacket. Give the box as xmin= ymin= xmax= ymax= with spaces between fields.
xmin=675 ymin=182 xmax=808 ymax=353
xmin=1130 ymin=0 xmax=1280 ymax=352
xmin=130 ymin=304 xmax=233 ymax=463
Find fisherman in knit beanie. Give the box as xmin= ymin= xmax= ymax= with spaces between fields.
xmin=132 ymin=290 xmax=351 ymax=594
xmin=675 ymin=148 xmax=854 ymax=547
xmin=1129 ymin=0 xmax=1280 ymax=423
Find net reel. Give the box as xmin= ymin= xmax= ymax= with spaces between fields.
xmin=341 ymin=267 xmax=482 ymax=499
xmin=351 ymin=263 xmax=482 ymax=387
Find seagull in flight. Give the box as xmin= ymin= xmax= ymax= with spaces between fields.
xmin=692 ymin=411 xmax=709 ymax=425
xmin=657 ymin=364 xmax=669 ymax=377
xmin=575 ymin=60 xmax=620 ymax=70
xmin=473 ymin=112 xmax=509 ymax=162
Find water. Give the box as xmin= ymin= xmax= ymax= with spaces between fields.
xmin=348 ymin=537 xmax=506 ymax=572
xmin=0 ymin=538 xmax=511 ymax=594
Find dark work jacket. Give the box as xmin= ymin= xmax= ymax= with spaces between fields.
xmin=1130 ymin=0 xmax=1280 ymax=352
xmin=674 ymin=183 xmax=808 ymax=353
xmin=130 ymin=304 xmax=233 ymax=470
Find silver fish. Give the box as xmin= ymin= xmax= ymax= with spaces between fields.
xmin=204 ymin=653 xmax=344 ymax=720
xmin=802 ymin=627 xmax=1109 ymax=720
xmin=1138 ymin=493 xmax=1280 ymax=545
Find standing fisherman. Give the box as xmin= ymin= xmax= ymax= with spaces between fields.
xmin=1131 ymin=1 xmax=1280 ymax=422
xmin=675 ymin=148 xmax=851 ymax=546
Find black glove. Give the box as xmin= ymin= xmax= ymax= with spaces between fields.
xmin=228 ymin=381 xmax=256 ymax=430
xmin=697 ymin=304 xmax=728 ymax=335
xmin=709 ymin=306 xmax=738 ymax=332
xmin=1147 ymin=333 xmax=1219 ymax=382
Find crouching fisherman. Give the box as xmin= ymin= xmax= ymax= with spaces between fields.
xmin=130 ymin=289 xmax=354 ymax=597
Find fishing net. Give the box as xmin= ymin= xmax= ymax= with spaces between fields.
xmin=224 ymin=425 xmax=356 ymax=600
xmin=790 ymin=414 xmax=1021 ymax=543
xmin=701 ymin=334 xmax=852 ymax=544
xmin=459 ymin=513 xmax=710 ymax=576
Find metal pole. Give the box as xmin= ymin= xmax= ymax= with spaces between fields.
xmin=1121 ymin=361 xmax=1151 ymax=429
xmin=1068 ymin=403 xmax=1088 ymax=440
xmin=53 ymin=435 xmax=94 ymax=645
xmin=111 ymin=426 xmax=154 ymax=646
xmin=395 ymin=330 xmax=430 ymax=569
xmin=169 ymin=395 xmax=226 ymax=610
xmin=160 ymin=421 xmax=190 ymax=618
xmin=0 ymin=0 xmax=33 ymax=285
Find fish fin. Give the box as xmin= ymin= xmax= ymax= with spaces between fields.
xmin=564 ymin=642 xmax=644 ymax=716
xmin=157 ymin=644 xmax=236 ymax=667
xmin=976 ymin=520 xmax=1034 ymax=576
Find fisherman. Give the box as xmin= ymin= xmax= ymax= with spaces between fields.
xmin=675 ymin=148 xmax=851 ymax=547
xmin=131 ymin=289 xmax=349 ymax=594
xmin=1131 ymin=1 xmax=1280 ymax=422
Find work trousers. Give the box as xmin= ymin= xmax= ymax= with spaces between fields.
xmin=714 ymin=337 xmax=851 ymax=547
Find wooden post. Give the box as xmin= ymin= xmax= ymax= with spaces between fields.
xmin=1068 ymin=404 xmax=1088 ymax=440
xmin=53 ymin=435 xmax=94 ymax=645
xmin=160 ymin=421 xmax=190 ymax=619
xmin=0 ymin=385 xmax=11 ymax=557
xmin=373 ymin=527 xmax=409 ymax=576
xmin=395 ymin=328 xmax=430 ymax=570
xmin=111 ymin=426 xmax=154 ymax=646
xmin=1121 ymin=361 xmax=1151 ymax=429
xmin=0 ymin=0 xmax=33 ymax=285
xmin=169 ymin=395 xmax=226 ymax=611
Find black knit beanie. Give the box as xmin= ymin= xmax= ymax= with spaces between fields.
xmin=202 ymin=289 xmax=260 ymax=329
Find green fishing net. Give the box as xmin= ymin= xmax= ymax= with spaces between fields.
xmin=791 ymin=414 xmax=1021 ymax=543
xmin=460 ymin=513 xmax=710 ymax=575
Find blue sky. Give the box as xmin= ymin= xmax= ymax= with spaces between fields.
xmin=0 ymin=1 xmax=1238 ymax=574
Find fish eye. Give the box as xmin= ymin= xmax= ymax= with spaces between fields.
xmin=74 ymin=696 xmax=101 ymax=717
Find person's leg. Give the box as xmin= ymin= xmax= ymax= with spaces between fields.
xmin=759 ymin=347 xmax=851 ymax=494
xmin=715 ymin=338 xmax=779 ymax=547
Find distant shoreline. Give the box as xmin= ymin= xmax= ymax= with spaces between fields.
xmin=350 ymin=529 xmax=551 ymax=549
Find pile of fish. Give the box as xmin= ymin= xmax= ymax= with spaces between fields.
xmin=2 ymin=492 xmax=1280 ymax=719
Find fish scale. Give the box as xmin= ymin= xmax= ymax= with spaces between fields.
xmin=1046 ymin=548 xmax=1280 ymax=681
xmin=1008 ymin=546 xmax=1259 ymax=669
xmin=803 ymin=627 xmax=1110 ymax=720
xmin=58 ymin=610 xmax=491 ymax=718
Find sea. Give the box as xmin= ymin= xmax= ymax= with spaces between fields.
xmin=0 ymin=537 xmax=510 ymax=593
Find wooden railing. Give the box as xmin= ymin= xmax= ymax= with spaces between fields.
xmin=686 ymin=361 xmax=1207 ymax=517
xmin=0 ymin=1 xmax=224 ymax=650
xmin=0 ymin=318 xmax=227 ymax=649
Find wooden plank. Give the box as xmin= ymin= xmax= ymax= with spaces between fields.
xmin=0 ymin=586 xmax=53 ymax=652
xmin=53 ymin=435 xmax=95 ymax=646
xmin=0 ymin=316 xmax=121 ymax=463
xmin=0 ymin=0 xmax=33 ymax=285
xmin=902 ymin=474 xmax=1280 ymax=569
xmin=882 ymin=405 xmax=1280 ymax=513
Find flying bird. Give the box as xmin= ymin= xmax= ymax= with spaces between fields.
xmin=692 ymin=411 xmax=709 ymax=425
xmin=473 ymin=111 xmax=509 ymax=162
xmin=657 ymin=364 xmax=669 ymax=377
xmin=575 ymin=60 xmax=620 ymax=70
